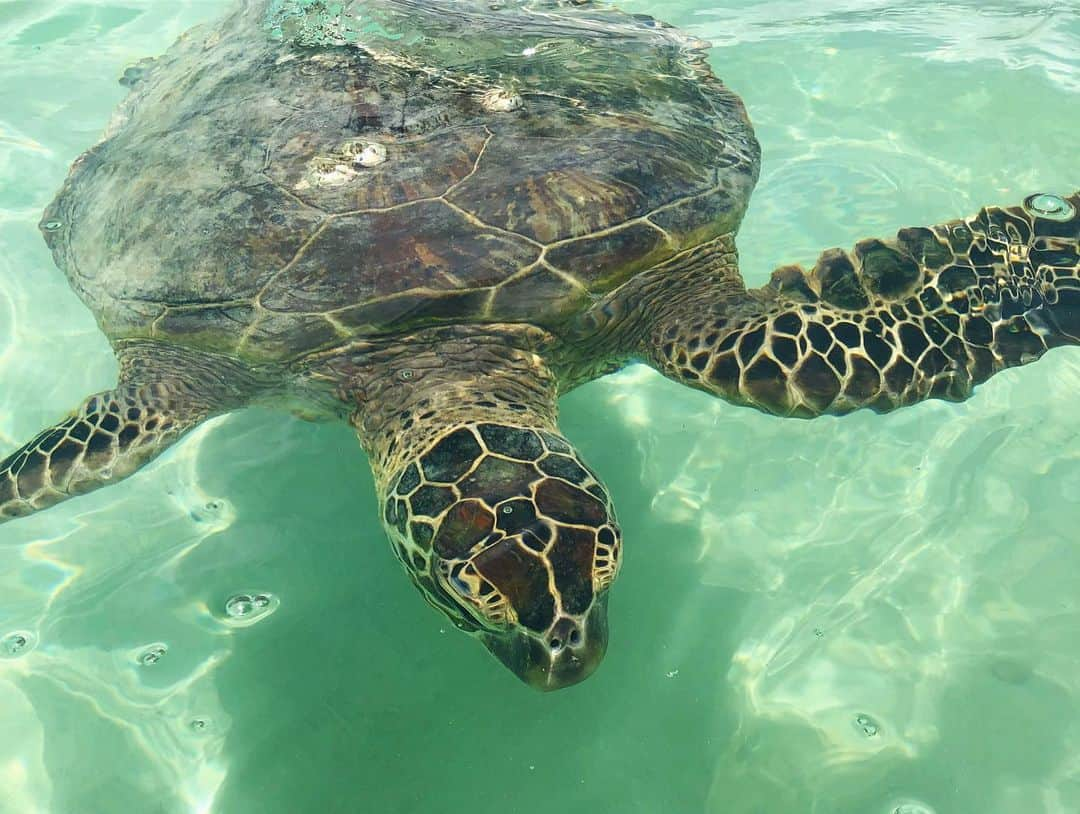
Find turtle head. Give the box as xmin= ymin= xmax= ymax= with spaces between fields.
xmin=381 ymin=423 xmax=621 ymax=691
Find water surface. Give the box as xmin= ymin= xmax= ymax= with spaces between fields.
xmin=0 ymin=1 xmax=1078 ymax=812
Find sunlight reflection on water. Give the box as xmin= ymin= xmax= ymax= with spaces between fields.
xmin=1 ymin=1 xmax=1078 ymax=812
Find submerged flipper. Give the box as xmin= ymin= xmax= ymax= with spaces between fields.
xmin=0 ymin=343 xmax=260 ymax=522
xmin=644 ymin=192 xmax=1080 ymax=416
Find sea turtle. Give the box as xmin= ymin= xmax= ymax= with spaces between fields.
xmin=1 ymin=0 xmax=1077 ymax=691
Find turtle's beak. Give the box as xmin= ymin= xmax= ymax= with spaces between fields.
xmin=480 ymin=594 xmax=609 ymax=691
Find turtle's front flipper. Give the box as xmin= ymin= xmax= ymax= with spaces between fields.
xmin=641 ymin=192 xmax=1080 ymax=416
xmin=0 ymin=343 xmax=261 ymax=522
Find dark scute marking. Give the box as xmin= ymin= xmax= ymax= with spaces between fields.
xmin=473 ymin=540 xmax=554 ymax=632
xmin=938 ymin=265 xmax=978 ymax=293
xmin=421 ymin=428 xmax=482 ymax=483
xmin=538 ymin=453 xmax=589 ymax=484
xmin=942 ymin=335 xmax=967 ymax=363
xmin=807 ymin=322 xmax=832 ymax=353
xmin=771 ymin=336 xmax=799 ymax=368
xmin=1051 ymin=289 xmax=1080 ymax=338
xmin=717 ymin=331 xmax=739 ymax=353
xmin=16 ymin=452 xmax=48 ymax=497
xmin=963 ymin=315 xmax=994 ymax=346
xmin=925 ymin=317 xmax=949 ymax=346
xmin=384 ymin=499 xmax=397 ymax=529
xmin=967 ymin=242 xmax=998 ymax=267
xmin=793 ymin=353 xmax=841 ymax=412
xmin=919 ymin=287 xmax=945 ymax=311
xmin=459 ymin=456 xmax=539 ymax=502
xmin=707 ymin=353 xmax=741 ymax=391
xmin=395 ymin=500 xmax=408 ymax=536
xmin=410 ymin=520 xmax=434 ymax=548
xmin=99 ymin=413 xmax=120 ymax=433
xmin=45 ymin=441 xmax=82 ymax=485
xmin=968 ymin=345 xmax=998 ymax=384
xmin=918 ymin=347 xmax=951 ymax=377
xmin=117 ymin=425 xmax=139 ymax=447
xmin=833 ymin=322 xmax=860 ymax=348
xmin=84 ymin=432 xmax=113 ymax=465
xmin=995 ymin=325 xmax=1046 ymax=366
xmin=7 ymin=452 xmax=28 ymax=476
xmin=0 ymin=475 xmax=14 ymax=505
xmin=535 ymin=478 xmax=607 ymax=526
xmin=520 ymin=531 xmax=547 ymax=553
xmin=410 ymin=484 xmax=456 ymax=518
xmin=690 ymin=352 xmax=710 ymax=372
xmin=1031 ymin=246 xmax=1080 ymax=268
xmin=477 ymin=424 xmax=544 ymax=461
xmin=411 ymin=551 xmax=426 ymax=570
xmin=433 ymin=499 xmax=494 ymax=558
xmin=495 ymin=498 xmax=541 ymax=537
xmin=814 ymin=249 xmax=870 ymax=310
xmin=938 ymin=313 xmax=961 ymax=334
xmin=737 ymin=325 xmax=766 ymax=365
xmin=70 ymin=421 xmax=92 ymax=443
xmin=38 ymin=429 xmax=68 ymax=454
xmin=598 ymin=527 xmax=617 ymax=548
xmin=827 ymin=345 xmax=847 ymax=375
xmin=587 ymin=484 xmax=608 ymax=505
xmin=845 ymin=356 xmax=881 ymax=401
xmin=884 ymin=358 xmax=915 ymax=394
xmin=395 ymin=463 xmax=421 ymax=495
xmin=549 ymin=526 xmax=596 ymax=615
xmin=539 ymin=431 xmax=571 ymax=454
xmin=863 ymin=332 xmax=893 ymax=367
xmin=856 ymin=238 xmax=921 ymax=297
xmin=744 ymin=356 xmax=788 ymax=410
xmin=999 ymin=291 xmax=1027 ymax=321
xmin=773 ymin=311 xmax=803 ymax=335
xmin=897 ymin=226 xmax=952 ymax=269
xmin=898 ymin=323 xmax=931 ymax=359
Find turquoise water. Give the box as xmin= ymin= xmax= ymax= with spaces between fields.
xmin=0 ymin=1 xmax=1078 ymax=812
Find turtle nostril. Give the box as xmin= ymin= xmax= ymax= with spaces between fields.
xmin=548 ymin=617 xmax=585 ymax=655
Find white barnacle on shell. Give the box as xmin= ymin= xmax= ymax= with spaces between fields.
xmin=296 ymin=156 xmax=358 ymax=190
xmin=356 ymin=143 xmax=387 ymax=168
xmin=480 ymin=87 xmax=524 ymax=113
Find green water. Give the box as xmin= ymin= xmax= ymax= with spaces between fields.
xmin=1 ymin=1 xmax=1078 ymax=812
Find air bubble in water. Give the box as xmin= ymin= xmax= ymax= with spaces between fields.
xmin=221 ymin=591 xmax=279 ymax=627
xmin=138 ymin=643 xmax=168 ymax=666
xmin=854 ymin=713 xmax=880 ymax=737
xmin=0 ymin=631 xmax=35 ymax=658
xmin=1024 ymin=192 xmax=1075 ymax=222
xmin=189 ymin=717 xmax=212 ymax=733
xmin=225 ymin=595 xmax=255 ymax=618
xmin=891 ymin=801 xmax=935 ymax=814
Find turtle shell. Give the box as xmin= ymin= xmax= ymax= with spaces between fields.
xmin=41 ymin=0 xmax=760 ymax=363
